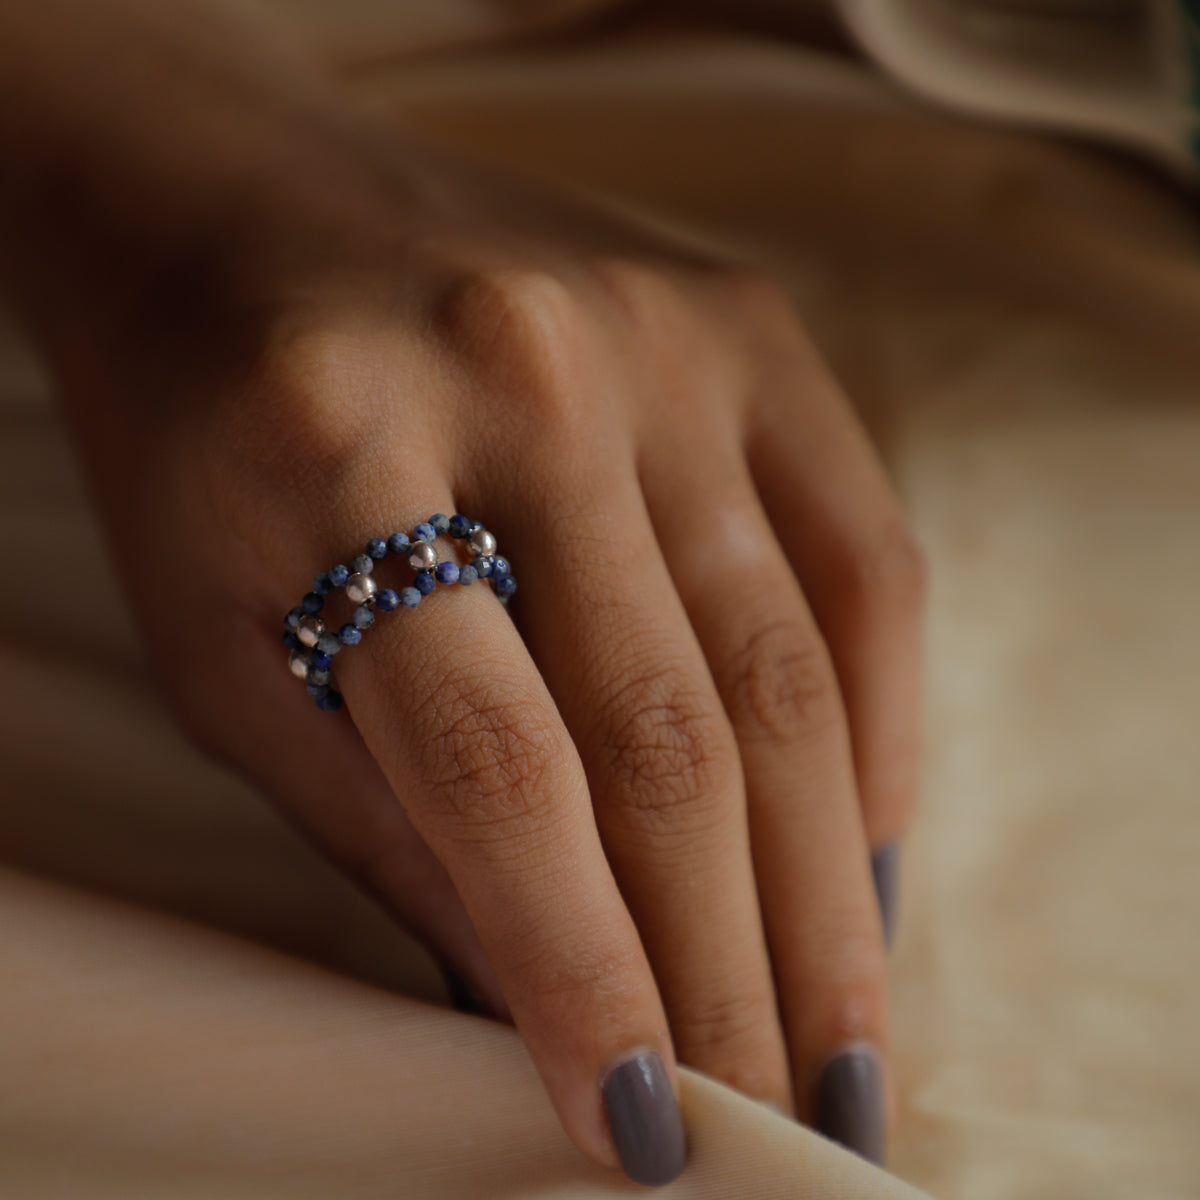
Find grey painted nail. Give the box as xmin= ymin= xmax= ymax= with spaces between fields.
xmin=602 ymin=1051 xmax=687 ymax=1186
xmin=871 ymin=841 xmax=901 ymax=951
xmin=815 ymin=1045 xmax=886 ymax=1166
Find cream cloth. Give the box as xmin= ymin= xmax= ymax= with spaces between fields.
xmin=2 ymin=4 xmax=1198 ymax=1197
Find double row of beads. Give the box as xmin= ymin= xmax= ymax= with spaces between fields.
xmin=281 ymin=513 xmax=517 ymax=712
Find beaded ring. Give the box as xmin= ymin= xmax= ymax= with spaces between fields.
xmin=280 ymin=513 xmax=517 ymax=713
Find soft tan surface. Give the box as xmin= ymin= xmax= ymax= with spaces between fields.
xmin=2 ymin=4 xmax=1199 ymax=1197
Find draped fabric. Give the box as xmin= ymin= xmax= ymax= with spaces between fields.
xmin=2 ymin=3 xmax=1198 ymax=1196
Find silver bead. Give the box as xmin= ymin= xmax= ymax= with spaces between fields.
xmin=345 ymin=573 xmax=378 ymax=604
xmin=288 ymin=650 xmax=310 ymax=680
xmin=408 ymin=542 xmax=438 ymax=572
xmin=296 ymin=615 xmax=324 ymax=648
xmin=466 ymin=526 xmax=496 ymax=557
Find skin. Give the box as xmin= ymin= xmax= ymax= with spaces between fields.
xmin=0 ymin=0 xmax=925 ymax=1180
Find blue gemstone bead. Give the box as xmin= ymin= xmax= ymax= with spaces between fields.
xmin=435 ymin=561 xmax=460 ymax=585
xmin=284 ymin=607 xmax=304 ymax=631
xmin=376 ymin=588 xmax=400 ymax=612
xmin=415 ymin=571 xmax=436 ymax=596
xmin=352 ymin=605 xmax=375 ymax=630
xmin=458 ymin=564 xmax=478 ymax=586
xmin=308 ymin=666 xmax=331 ymax=686
xmin=311 ymin=650 xmax=332 ymax=669
xmin=307 ymin=682 xmax=330 ymax=700
xmin=472 ymin=555 xmax=494 ymax=578
xmin=491 ymin=556 xmax=510 ymax=580
xmin=317 ymin=690 xmax=344 ymax=713
xmin=313 ymin=572 xmax=334 ymax=596
xmin=282 ymin=631 xmax=302 ymax=651
xmin=413 ymin=522 xmax=436 ymax=543
xmin=494 ymin=575 xmax=518 ymax=600
xmin=430 ymin=513 xmax=451 ymax=534
xmin=338 ymin=623 xmax=362 ymax=646
xmin=367 ymin=537 xmax=388 ymax=560
xmin=316 ymin=632 xmax=341 ymax=656
xmin=448 ymin=513 xmax=471 ymax=538
xmin=301 ymin=592 xmax=324 ymax=615
xmin=351 ymin=553 xmax=373 ymax=576
xmin=399 ymin=587 xmax=421 ymax=608
xmin=387 ymin=532 xmax=410 ymax=555
xmin=329 ymin=564 xmax=350 ymax=588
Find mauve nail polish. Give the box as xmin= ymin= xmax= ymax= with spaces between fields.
xmin=815 ymin=1045 xmax=886 ymax=1166
xmin=602 ymin=1051 xmax=687 ymax=1186
xmin=871 ymin=841 xmax=901 ymax=950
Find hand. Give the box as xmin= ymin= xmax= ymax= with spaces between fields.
xmin=4 ymin=11 xmax=925 ymax=1182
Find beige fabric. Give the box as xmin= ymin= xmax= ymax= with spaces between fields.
xmin=3 ymin=5 xmax=1199 ymax=1197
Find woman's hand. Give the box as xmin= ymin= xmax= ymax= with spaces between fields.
xmin=0 ymin=1 xmax=925 ymax=1184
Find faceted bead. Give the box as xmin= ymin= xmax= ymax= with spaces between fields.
xmin=449 ymin=514 xmax=471 ymax=538
xmin=313 ymin=572 xmax=334 ymax=596
xmin=413 ymin=522 xmax=436 ymax=543
xmin=387 ymin=532 xmax=410 ymax=555
xmin=435 ymin=561 xmax=460 ymax=585
xmin=338 ymin=623 xmax=362 ymax=646
xmin=288 ymin=651 xmax=311 ymax=680
xmin=329 ymin=564 xmax=350 ymax=588
xmin=308 ymin=666 xmax=331 ymax=686
xmin=407 ymin=542 xmax=438 ymax=573
xmin=284 ymin=607 xmax=304 ymax=632
xmin=282 ymin=631 xmax=302 ymax=651
xmin=494 ymin=575 xmax=518 ymax=600
xmin=307 ymin=682 xmax=330 ymax=701
xmin=311 ymin=650 xmax=332 ymax=669
xmin=466 ymin=526 xmax=497 ymax=557
xmin=458 ymin=564 xmax=478 ymax=587
xmin=297 ymin=615 xmax=324 ymax=648
xmin=317 ymin=690 xmax=344 ymax=713
xmin=351 ymin=553 xmax=373 ymax=576
xmin=376 ymin=588 xmax=399 ymax=612
xmin=472 ymin=555 xmax=494 ymax=578
xmin=316 ymin=632 xmax=341 ymax=656
xmin=399 ymin=587 xmax=421 ymax=608
xmin=346 ymin=573 xmax=377 ymax=605
xmin=352 ymin=605 xmax=375 ymax=630
xmin=430 ymin=513 xmax=451 ymax=534
xmin=415 ymin=571 xmax=436 ymax=596
xmin=491 ymin=556 xmax=510 ymax=580
xmin=301 ymin=592 xmax=324 ymax=615
xmin=367 ymin=537 xmax=388 ymax=560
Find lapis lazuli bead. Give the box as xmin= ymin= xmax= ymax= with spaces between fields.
xmin=284 ymin=607 xmax=304 ymax=631
xmin=313 ymin=572 xmax=334 ymax=596
xmin=367 ymin=537 xmax=388 ymax=560
xmin=352 ymin=605 xmax=375 ymax=630
xmin=472 ymin=555 xmax=494 ymax=578
xmin=376 ymin=588 xmax=400 ymax=612
xmin=316 ymin=632 xmax=341 ymax=656
xmin=283 ymin=631 xmax=302 ymax=651
xmin=435 ymin=561 xmax=460 ymax=586
xmin=308 ymin=666 xmax=331 ymax=686
xmin=301 ymin=592 xmax=324 ymax=615
xmin=413 ymin=522 xmax=436 ymax=543
xmin=311 ymin=650 xmax=332 ymax=669
xmin=449 ymin=513 xmax=471 ymax=538
xmin=415 ymin=571 xmax=436 ymax=596
xmin=494 ymin=575 xmax=518 ymax=600
xmin=399 ymin=587 xmax=421 ymax=608
xmin=338 ymin=623 xmax=362 ymax=646
xmin=307 ymin=682 xmax=330 ymax=700
xmin=387 ymin=532 xmax=410 ymax=555
xmin=430 ymin=513 xmax=451 ymax=534
xmin=491 ymin=556 xmax=510 ymax=580
xmin=329 ymin=564 xmax=350 ymax=588
xmin=317 ymin=690 xmax=344 ymax=712
xmin=458 ymin=564 xmax=478 ymax=587
xmin=351 ymin=553 xmax=373 ymax=576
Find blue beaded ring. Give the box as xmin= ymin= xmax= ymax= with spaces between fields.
xmin=282 ymin=514 xmax=516 ymax=712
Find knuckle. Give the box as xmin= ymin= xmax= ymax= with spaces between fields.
xmin=792 ymin=908 xmax=889 ymax=1003
xmin=842 ymin=524 xmax=930 ymax=613
xmin=724 ymin=620 xmax=843 ymax=746
xmin=590 ymin=257 xmax=685 ymax=343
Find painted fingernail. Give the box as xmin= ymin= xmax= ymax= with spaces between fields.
xmin=871 ymin=841 xmax=901 ymax=950
xmin=602 ymin=1051 xmax=687 ymax=1186
xmin=441 ymin=967 xmax=484 ymax=1017
xmin=815 ymin=1044 xmax=886 ymax=1166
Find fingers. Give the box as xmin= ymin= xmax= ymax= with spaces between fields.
xmin=639 ymin=432 xmax=891 ymax=1163
xmin=316 ymin=491 xmax=688 ymax=1186
xmin=501 ymin=457 xmax=795 ymax=1116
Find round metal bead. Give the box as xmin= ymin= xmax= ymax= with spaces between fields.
xmin=346 ymin=573 xmax=377 ymax=604
xmin=288 ymin=651 xmax=311 ymax=680
xmin=408 ymin=542 xmax=438 ymax=572
xmin=351 ymin=553 xmax=374 ymax=576
xmin=296 ymin=615 xmax=324 ymax=648
xmin=466 ymin=526 xmax=497 ymax=557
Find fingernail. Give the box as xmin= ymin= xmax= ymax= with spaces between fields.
xmin=602 ymin=1050 xmax=687 ymax=1186
xmin=871 ymin=841 xmax=901 ymax=950
xmin=815 ymin=1045 xmax=886 ymax=1166
xmin=441 ymin=967 xmax=484 ymax=1017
